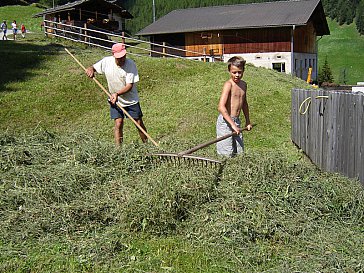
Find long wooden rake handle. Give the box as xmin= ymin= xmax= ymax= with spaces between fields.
xmin=179 ymin=127 xmax=250 ymax=155
xmin=64 ymin=48 xmax=159 ymax=147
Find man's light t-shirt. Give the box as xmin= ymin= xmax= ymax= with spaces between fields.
xmin=93 ymin=56 xmax=140 ymax=107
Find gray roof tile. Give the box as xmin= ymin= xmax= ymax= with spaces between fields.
xmin=137 ymin=0 xmax=329 ymax=36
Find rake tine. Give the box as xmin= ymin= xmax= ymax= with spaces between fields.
xmin=148 ymin=153 xmax=223 ymax=167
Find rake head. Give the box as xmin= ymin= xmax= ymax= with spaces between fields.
xmin=148 ymin=153 xmax=222 ymax=167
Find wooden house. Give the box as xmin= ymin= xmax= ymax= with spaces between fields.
xmin=136 ymin=0 xmax=330 ymax=81
xmin=34 ymin=0 xmax=133 ymax=42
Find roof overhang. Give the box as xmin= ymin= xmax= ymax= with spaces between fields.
xmin=136 ymin=0 xmax=329 ymax=37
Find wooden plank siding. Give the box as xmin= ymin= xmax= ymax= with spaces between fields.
xmin=185 ymin=32 xmax=223 ymax=57
xmin=222 ymin=27 xmax=291 ymax=54
xmin=294 ymin=22 xmax=316 ymax=53
xmin=149 ymin=21 xmax=317 ymax=58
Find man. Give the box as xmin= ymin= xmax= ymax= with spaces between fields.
xmin=1 ymin=20 xmax=8 ymax=40
xmin=86 ymin=43 xmax=148 ymax=146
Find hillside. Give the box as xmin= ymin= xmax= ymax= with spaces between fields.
xmin=0 ymin=0 xmax=28 ymax=6
xmin=318 ymin=18 xmax=364 ymax=85
xmin=1 ymin=36 xmax=364 ymax=273
xmin=0 ymin=5 xmax=43 ymax=32
xmin=1 ymin=5 xmax=364 ymax=273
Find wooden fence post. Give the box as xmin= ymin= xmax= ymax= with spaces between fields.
xmin=84 ymin=23 xmax=87 ymax=43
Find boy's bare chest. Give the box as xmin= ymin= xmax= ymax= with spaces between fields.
xmin=230 ymin=86 xmax=245 ymax=99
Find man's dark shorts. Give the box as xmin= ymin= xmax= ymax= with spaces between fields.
xmin=110 ymin=102 xmax=143 ymax=120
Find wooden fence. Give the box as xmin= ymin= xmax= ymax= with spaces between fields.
xmin=291 ymin=89 xmax=364 ymax=185
xmin=43 ymin=20 xmax=205 ymax=60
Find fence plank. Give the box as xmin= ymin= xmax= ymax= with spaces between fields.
xmin=321 ymin=89 xmax=328 ymax=168
xmin=291 ymin=89 xmax=298 ymax=146
xmin=312 ymin=91 xmax=318 ymax=165
xmin=347 ymin=93 xmax=356 ymax=178
xmin=357 ymin=93 xmax=362 ymax=181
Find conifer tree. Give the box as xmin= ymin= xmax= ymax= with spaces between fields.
xmin=356 ymin=0 xmax=364 ymax=34
xmin=338 ymin=67 xmax=348 ymax=84
xmin=318 ymin=56 xmax=334 ymax=84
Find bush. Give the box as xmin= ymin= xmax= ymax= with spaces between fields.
xmin=318 ymin=56 xmax=334 ymax=84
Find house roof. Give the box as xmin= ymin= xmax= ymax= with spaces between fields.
xmin=33 ymin=0 xmax=133 ymax=19
xmin=136 ymin=0 xmax=329 ymax=36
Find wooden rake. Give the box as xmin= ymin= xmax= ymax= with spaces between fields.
xmin=150 ymin=129 xmax=249 ymax=167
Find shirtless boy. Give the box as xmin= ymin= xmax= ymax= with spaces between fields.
xmin=216 ymin=56 xmax=252 ymax=156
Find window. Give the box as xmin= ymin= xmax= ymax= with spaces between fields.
xmin=272 ymin=63 xmax=286 ymax=72
xmin=201 ymin=32 xmax=213 ymax=39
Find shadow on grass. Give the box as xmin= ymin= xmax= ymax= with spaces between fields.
xmin=0 ymin=41 xmax=63 ymax=93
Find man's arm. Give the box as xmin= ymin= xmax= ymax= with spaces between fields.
xmin=86 ymin=66 xmax=95 ymax=78
xmin=110 ymin=83 xmax=133 ymax=104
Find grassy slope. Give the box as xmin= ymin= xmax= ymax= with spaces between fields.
xmin=0 ymin=5 xmax=43 ymax=33
xmin=0 ymin=38 xmax=308 ymax=156
xmin=1 ymin=6 xmax=364 ymax=273
xmin=318 ymin=18 xmax=364 ymax=85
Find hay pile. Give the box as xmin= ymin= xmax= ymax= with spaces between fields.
xmin=1 ymin=130 xmax=364 ymax=271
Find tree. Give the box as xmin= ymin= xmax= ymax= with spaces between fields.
xmin=318 ymin=56 xmax=334 ymax=84
xmin=0 ymin=0 xmax=28 ymax=6
xmin=356 ymin=0 xmax=364 ymax=34
xmin=38 ymin=0 xmax=74 ymax=8
xmin=338 ymin=67 xmax=348 ymax=84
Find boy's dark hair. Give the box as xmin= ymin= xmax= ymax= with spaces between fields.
xmin=227 ymin=56 xmax=246 ymax=71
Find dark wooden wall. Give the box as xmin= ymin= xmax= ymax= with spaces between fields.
xmin=151 ymin=33 xmax=186 ymax=57
xmin=222 ymin=27 xmax=291 ymax=54
xmin=150 ymin=21 xmax=317 ymax=57
xmin=294 ymin=22 xmax=317 ymax=53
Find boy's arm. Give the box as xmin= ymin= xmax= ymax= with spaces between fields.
xmin=218 ymin=81 xmax=241 ymax=134
xmin=242 ymin=94 xmax=252 ymax=130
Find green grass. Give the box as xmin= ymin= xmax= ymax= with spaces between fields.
xmin=1 ymin=132 xmax=363 ymax=272
xmin=0 ymin=5 xmax=44 ymax=34
xmin=0 ymin=39 xmax=309 ymax=156
xmin=318 ymin=18 xmax=364 ymax=85
xmin=1 ymin=5 xmax=364 ymax=273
